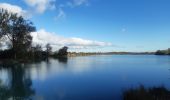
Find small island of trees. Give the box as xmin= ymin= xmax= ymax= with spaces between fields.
xmin=0 ymin=9 xmax=68 ymax=62
xmin=155 ymin=48 xmax=170 ymax=55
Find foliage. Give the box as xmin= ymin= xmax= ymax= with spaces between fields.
xmin=58 ymin=46 xmax=68 ymax=56
xmin=0 ymin=9 xmax=68 ymax=61
xmin=155 ymin=48 xmax=170 ymax=55
xmin=0 ymin=9 xmax=36 ymax=59
xmin=46 ymin=43 xmax=52 ymax=56
xmin=123 ymin=85 xmax=170 ymax=100
xmin=53 ymin=46 xmax=68 ymax=57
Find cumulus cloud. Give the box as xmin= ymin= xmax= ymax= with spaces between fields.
xmin=24 ymin=0 xmax=56 ymax=14
xmin=0 ymin=0 xmax=91 ymax=20
xmin=22 ymin=0 xmax=90 ymax=20
xmin=0 ymin=3 xmax=28 ymax=17
xmin=31 ymin=29 xmax=112 ymax=50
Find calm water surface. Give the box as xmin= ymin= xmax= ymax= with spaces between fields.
xmin=0 ymin=55 xmax=170 ymax=100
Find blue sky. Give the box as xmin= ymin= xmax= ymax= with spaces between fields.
xmin=0 ymin=0 xmax=170 ymax=52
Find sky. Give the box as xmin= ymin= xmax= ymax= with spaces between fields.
xmin=0 ymin=0 xmax=170 ymax=52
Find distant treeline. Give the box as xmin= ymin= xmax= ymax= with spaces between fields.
xmin=155 ymin=48 xmax=170 ymax=55
xmin=0 ymin=46 xmax=68 ymax=60
xmin=68 ymin=52 xmax=154 ymax=57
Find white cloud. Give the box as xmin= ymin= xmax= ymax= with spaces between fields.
xmin=67 ymin=0 xmax=89 ymax=7
xmin=31 ymin=29 xmax=112 ymax=51
xmin=24 ymin=0 xmax=56 ymax=14
xmin=54 ymin=0 xmax=89 ymax=21
xmin=73 ymin=0 xmax=89 ymax=6
xmin=55 ymin=8 xmax=66 ymax=21
xmin=0 ymin=3 xmax=28 ymax=17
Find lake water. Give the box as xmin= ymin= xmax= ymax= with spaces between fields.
xmin=0 ymin=55 xmax=170 ymax=100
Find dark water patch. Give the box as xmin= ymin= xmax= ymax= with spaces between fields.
xmin=123 ymin=85 xmax=170 ymax=100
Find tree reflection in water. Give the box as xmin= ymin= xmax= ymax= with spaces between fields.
xmin=0 ymin=80 xmax=9 ymax=100
xmin=57 ymin=57 xmax=68 ymax=64
xmin=0 ymin=64 xmax=35 ymax=100
xmin=0 ymin=58 xmax=68 ymax=100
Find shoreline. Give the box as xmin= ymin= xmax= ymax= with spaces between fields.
xmin=67 ymin=52 xmax=155 ymax=57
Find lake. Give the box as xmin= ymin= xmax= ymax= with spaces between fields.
xmin=0 ymin=55 xmax=170 ymax=100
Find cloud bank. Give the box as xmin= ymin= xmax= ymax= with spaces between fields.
xmin=0 ymin=0 xmax=90 ymax=20
xmin=31 ymin=29 xmax=112 ymax=50
xmin=0 ymin=3 xmax=28 ymax=17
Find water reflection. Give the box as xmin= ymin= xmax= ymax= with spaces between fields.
xmin=0 ymin=55 xmax=170 ymax=100
xmin=0 ymin=64 xmax=35 ymax=100
xmin=56 ymin=57 xmax=68 ymax=64
xmin=0 ymin=58 xmax=69 ymax=99
xmin=0 ymin=57 xmax=100 ymax=99
xmin=0 ymin=80 xmax=9 ymax=99
xmin=123 ymin=85 xmax=170 ymax=100
xmin=25 ymin=57 xmax=99 ymax=80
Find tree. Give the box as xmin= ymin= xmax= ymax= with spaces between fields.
xmin=31 ymin=44 xmax=43 ymax=58
xmin=155 ymin=50 xmax=165 ymax=55
xmin=57 ymin=46 xmax=68 ymax=57
xmin=34 ymin=44 xmax=42 ymax=52
xmin=167 ymin=48 xmax=170 ymax=55
xmin=0 ymin=9 xmax=8 ymax=38
xmin=0 ymin=9 xmax=36 ymax=59
xmin=46 ymin=43 xmax=52 ymax=56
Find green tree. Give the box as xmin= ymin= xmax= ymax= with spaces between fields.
xmin=167 ymin=48 xmax=170 ymax=55
xmin=0 ymin=9 xmax=36 ymax=59
xmin=31 ymin=44 xmax=43 ymax=58
xmin=34 ymin=44 xmax=42 ymax=52
xmin=57 ymin=46 xmax=68 ymax=57
xmin=46 ymin=43 xmax=52 ymax=57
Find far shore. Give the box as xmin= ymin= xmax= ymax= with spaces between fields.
xmin=67 ymin=52 xmax=155 ymax=57
xmin=0 ymin=51 xmax=166 ymax=65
